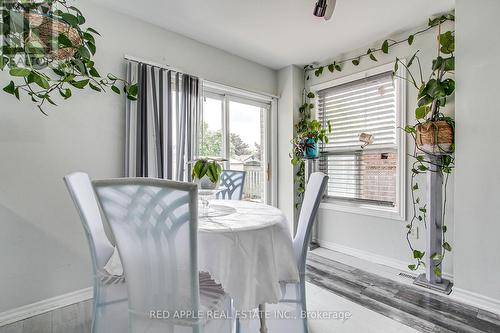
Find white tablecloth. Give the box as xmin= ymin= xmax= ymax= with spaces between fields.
xmin=104 ymin=200 xmax=300 ymax=312
xmin=198 ymin=200 xmax=299 ymax=311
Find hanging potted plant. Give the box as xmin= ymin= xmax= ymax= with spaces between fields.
xmin=393 ymin=18 xmax=455 ymax=277
xmin=0 ymin=0 xmax=137 ymax=114
xmin=292 ymin=119 xmax=331 ymax=160
xmin=394 ymin=27 xmax=455 ymax=156
xmin=191 ymin=158 xmax=223 ymax=190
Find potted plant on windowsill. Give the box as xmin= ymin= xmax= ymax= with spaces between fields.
xmin=191 ymin=158 xmax=223 ymax=190
xmin=292 ymin=119 xmax=332 ymax=160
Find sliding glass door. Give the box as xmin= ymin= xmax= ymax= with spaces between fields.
xmin=199 ymin=90 xmax=272 ymax=204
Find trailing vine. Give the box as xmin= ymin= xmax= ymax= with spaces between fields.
xmin=0 ymin=0 xmax=137 ymax=114
xmin=292 ymin=12 xmax=456 ymax=274
xmin=303 ymin=13 xmax=454 ymax=81
xmin=395 ymin=19 xmax=455 ymax=277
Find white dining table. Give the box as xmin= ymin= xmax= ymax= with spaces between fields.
xmin=198 ymin=199 xmax=300 ymax=333
xmin=198 ymin=200 xmax=300 ymax=311
xmin=103 ymin=199 xmax=299 ymax=332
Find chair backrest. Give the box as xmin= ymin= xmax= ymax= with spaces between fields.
xmin=216 ymin=170 xmax=246 ymax=200
xmin=293 ymin=172 xmax=328 ymax=275
xmin=93 ymin=178 xmax=200 ymax=326
xmin=64 ymin=172 xmax=115 ymax=271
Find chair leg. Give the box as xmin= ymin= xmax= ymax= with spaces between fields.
xmin=258 ymin=304 xmax=268 ymax=333
xmin=300 ymin=279 xmax=309 ymax=333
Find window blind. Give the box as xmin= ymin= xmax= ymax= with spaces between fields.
xmin=318 ymin=71 xmax=398 ymax=206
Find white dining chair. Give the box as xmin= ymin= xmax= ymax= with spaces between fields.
xmin=238 ymin=172 xmax=328 ymax=333
xmin=64 ymin=172 xmax=128 ymax=333
xmin=216 ymin=170 xmax=246 ymax=200
xmin=93 ymin=177 xmax=234 ymax=333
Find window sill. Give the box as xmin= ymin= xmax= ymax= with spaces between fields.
xmin=319 ymin=199 xmax=405 ymax=221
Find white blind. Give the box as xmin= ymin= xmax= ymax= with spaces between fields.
xmin=318 ymin=71 xmax=398 ymax=206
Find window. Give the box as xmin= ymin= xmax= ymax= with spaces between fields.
xmin=313 ymin=63 xmax=406 ymax=220
xmin=199 ymin=83 xmax=274 ymax=204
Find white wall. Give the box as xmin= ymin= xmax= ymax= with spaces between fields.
xmin=277 ymin=65 xmax=304 ymax=232
xmin=454 ymin=0 xmax=500 ymax=303
xmin=0 ymin=1 xmax=276 ymax=312
xmin=306 ymin=22 xmax=455 ymax=276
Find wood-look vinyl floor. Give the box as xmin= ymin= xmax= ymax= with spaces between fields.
xmin=1 ymin=252 xmax=499 ymax=333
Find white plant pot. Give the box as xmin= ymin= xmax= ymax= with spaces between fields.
xmin=195 ymin=175 xmax=218 ymax=190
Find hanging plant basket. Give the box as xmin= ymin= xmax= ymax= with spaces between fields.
xmin=24 ymin=12 xmax=82 ymax=60
xmin=416 ymin=120 xmax=454 ymax=155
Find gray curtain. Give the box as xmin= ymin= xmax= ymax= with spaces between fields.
xmin=125 ymin=60 xmax=201 ymax=181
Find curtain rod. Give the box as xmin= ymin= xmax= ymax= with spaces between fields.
xmin=124 ymin=54 xmax=279 ymax=100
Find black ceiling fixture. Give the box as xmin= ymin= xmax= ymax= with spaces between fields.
xmin=313 ymin=0 xmax=337 ymax=21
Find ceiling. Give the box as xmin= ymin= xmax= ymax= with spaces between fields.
xmin=93 ymin=0 xmax=455 ymax=70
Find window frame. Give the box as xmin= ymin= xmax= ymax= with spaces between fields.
xmin=201 ymin=81 xmax=277 ymax=206
xmin=311 ymin=62 xmax=407 ymax=221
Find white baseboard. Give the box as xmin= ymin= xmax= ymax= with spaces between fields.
xmin=451 ymin=287 xmax=500 ymax=315
xmin=0 ymin=287 xmax=93 ymax=327
xmin=317 ymin=239 xmax=453 ymax=281
xmin=317 ymin=240 xmax=500 ymax=315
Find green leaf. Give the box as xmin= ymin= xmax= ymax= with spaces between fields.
xmin=60 ymin=13 xmax=79 ymax=27
xmin=72 ymin=59 xmax=87 ymax=74
xmin=412 ymin=183 xmax=419 ymax=191
xmin=403 ymin=125 xmax=416 ymax=134
xmin=327 ymin=64 xmax=334 ymax=73
xmin=30 ymin=72 xmax=50 ymax=89
xmin=443 ymin=225 xmax=448 ymax=233
xmin=413 ymin=250 xmax=425 ymax=259
xmin=307 ymin=92 xmax=315 ymax=99
xmin=0 ymin=56 xmax=9 ymax=70
xmin=86 ymin=27 xmax=101 ymax=36
xmin=111 ymin=85 xmax=120 ymax=94
xmin=408 ymin=35 xmax=415 ymax=45
xmin=107 ymin=73 xmax=119 ymax=81
xmin=443 ymin=56 xmax=455 ymax=71
xmin=419 ymin=207 xmax=427 ymax=213
xmin=418 ymin=165 xmax=428 ymax=172
xmin=87 ymin=42 xmax=96 ymax=56
xmin=78 ymin=46 xmax=91 ymax=60
xmin=408 ymin=51 xmax=418 ymax=67
xmin=3 ymin=80 xmax=16 ymax=95
xmin=128 ymin=84 xmax=138 ymax=96
xmin=415 ymin=106 xmax=430 ymax=119
xmin=89 ymin=67 xmax=101 ymax=78
xmin=9 ymin=67 xmax=31 ymax=77
xmin=433 ymin=267 xmax=442 ymax=277
xmin=443 ymin=242 xmax=452 ymax=251
xmin=71 ymin=79 xmax=89 ymax=89
xmin=59 ymin=88 xmax=72 ymax=99
xmin=369 ymin=53 xmax=378 ymax=62
xmin=382 ymin=40 xmax=389 ymax=54
xmin=439 ymin=31 xmax=455 ymax=54
xmin=431 ymin=253 xmax=443 ymax=261
xmin=352 ymin=58 xmax=360 ymax=66
xmin=89 ymin=82 xmax=102 ymax=92
xmin=408 ymin=264 xmax=417 ymax=271
xmin=58 ymin=33 xmax=73 ymax=47
xmin=427 ymin=79 xmax=446 ymax=98
xmin=314 ymin=66 xmax=324 ymax=77
xmin=432 ymin=56 xmax=444 ymax=71
xmin=442 ymin=79 xmax=455 ymax=96
xmin=335 ymin=64 xmax=342 ymax=71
